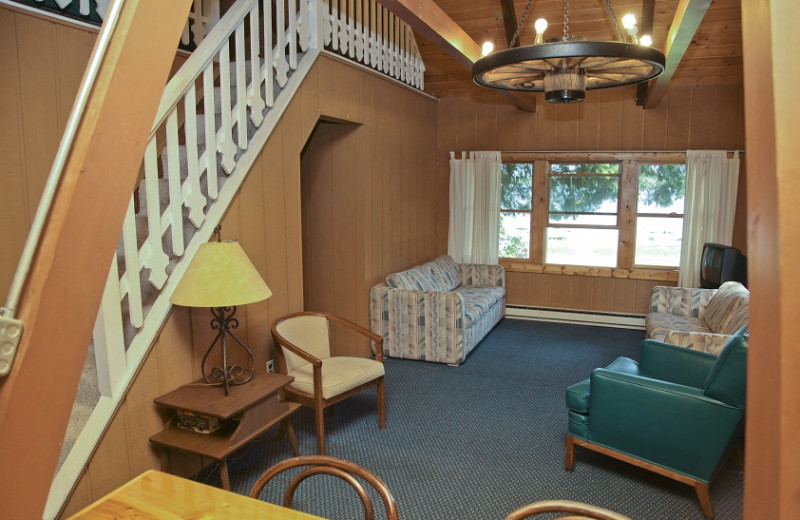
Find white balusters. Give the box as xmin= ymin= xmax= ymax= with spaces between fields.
xmin=234 ymin=26 xmax=248 ymax=150
xmin=274 ymin=0 xmax=290 ymax=87
xmin=142 ymin=140 xmax=169 ymax=289
xmin=289 ymin=0 xmax=298 ymax=69
xmin=319 ymin=0 xmax=425 ymax=89
xmin=248 ymin=7 xmax=266 ymax=125
xmin=182 ymin=87 xmax=206 ymax=227
xmin=121 ymin=199 xmax=143 ymax=328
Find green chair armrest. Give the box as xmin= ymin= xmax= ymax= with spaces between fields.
xmin=639 ymin=339 xmax=717 ymax=387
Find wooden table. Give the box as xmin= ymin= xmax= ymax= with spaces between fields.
xmin=66 ymin=469 xmax=326 ymax=519
xmin=150 ymin=372 xmax=301 ymax=490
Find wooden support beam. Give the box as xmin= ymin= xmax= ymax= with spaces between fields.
xmin=379 ymin=0 xmax=535 ymax=111
xmin=636 ymin=0 xmax=656 ymax=106
xmin=500 ymin=0 xmax=519 ymax=48
xmin=0 ymin=0 xmax=193 ymax=518
xmin=645 ymin=0 xmax=713 ymax=108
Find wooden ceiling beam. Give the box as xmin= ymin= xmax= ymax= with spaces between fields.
xmin=636 ymin=0 xmax=656 ymax=106
xmin=645 ymin=0 xmax=713 ymax=108
xmin=378 ymin=0 xmax=536 ymax=112
xmin=500 ymin=0 xmax=519 ymax=47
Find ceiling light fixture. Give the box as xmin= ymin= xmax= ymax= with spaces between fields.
xmin=471 ymin=0 xmax=665 ymax=104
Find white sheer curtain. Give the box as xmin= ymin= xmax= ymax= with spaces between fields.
xmin=678 ymin=150 xmax=741 ymax=287
xmin=447 ymin=151 xmax=502 ymax=264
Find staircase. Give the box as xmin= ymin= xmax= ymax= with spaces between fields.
xmin=44 ymin=0 xmax=425 ymax=517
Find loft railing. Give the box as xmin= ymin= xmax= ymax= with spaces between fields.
xmin=322 ymin=0 xmax=425 ymax=89
xmin=2 ymin=0 xmax=220 ymax=50
xmin=45 ymin=0 xmax=426 ymax=517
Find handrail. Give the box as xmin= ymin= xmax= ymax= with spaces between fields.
xmin=0 ymin=0 xmax=125 ymax=322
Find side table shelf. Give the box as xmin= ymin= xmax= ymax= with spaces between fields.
xmin=149 ymin=372 xmax=302 ymax=490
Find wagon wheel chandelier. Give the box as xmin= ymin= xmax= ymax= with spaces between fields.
xmin=471 ymin=0 xmax=666 ymax=103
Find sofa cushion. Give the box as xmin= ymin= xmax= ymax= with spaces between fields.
xmin=455 ymin=286 xmax=505 ymax=328
xmin=385 ymin=264 xmax=439 ymax=291
xmin=646 ymin=313 xmax=711 ymax=343
xmin=704 ymin=282 xmax=749 ymax=334
xmin=424 ymin=255 xmax=461 ymax=291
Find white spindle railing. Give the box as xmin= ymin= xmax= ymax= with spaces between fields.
xmin=322 ymin=0 xmax=425 ymax=90
xmin=47 ymin=0 xmax=426 ymax=516
xmin=46 ymin=0 xmax=322 ymax=517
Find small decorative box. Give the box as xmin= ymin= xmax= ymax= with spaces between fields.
xmin=176 ymin=409 xmax=221 ymax=434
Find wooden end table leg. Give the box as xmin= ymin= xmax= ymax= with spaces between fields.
xmin=219 ymin=458 xmax=231 ymax=491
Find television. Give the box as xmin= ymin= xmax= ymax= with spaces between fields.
xmin=699 ymin=243 xmax=747 ymax=289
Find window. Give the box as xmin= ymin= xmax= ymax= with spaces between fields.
xmin=498 ymin=154 xmax=686 ymax=272
xmin=634 ymin=163 xmax=686 ymax=267
xmin=547 ymin=163 xmax=620 ymax=267
xmin=499 ymin=163 xmax=533 ymax=259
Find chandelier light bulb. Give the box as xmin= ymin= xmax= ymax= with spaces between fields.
xmin=622 ymin=13 xmax=637 ymax=30
xmin=534 ymin=18 xmax=548 ymax=44
xmin=640 ymin=34 xmax=652 ymax=47
xmin=481 ymin=41 xmax=494 ymax=56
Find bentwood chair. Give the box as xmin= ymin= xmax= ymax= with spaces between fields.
xmin=271 ymin=312 xmax=386 ymax=454
xmin=249 ymin=455 xmax=398 ymax=520
xmin=504 ymin=500 xmax=631 ymax=520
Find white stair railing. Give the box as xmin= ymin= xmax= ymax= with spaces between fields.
xmin=46 ymin=0 xmax=323 ymax=517
xmin=47 ymin=0 xmax=427 ymax=516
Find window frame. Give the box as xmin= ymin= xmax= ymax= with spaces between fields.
xmin=498 ymin=152 xmax=686 ymax=271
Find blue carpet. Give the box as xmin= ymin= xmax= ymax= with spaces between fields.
xmin=197 ymin=319 xmax=744 ymax=519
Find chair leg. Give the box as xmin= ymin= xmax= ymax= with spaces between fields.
xmin=315 ymin=405 xmax=326 ymax=455
xmin=565 ymin=435 xmax=576 ymax=471
xmin=694 ymin=482 xmax=714 ymax=518
xmin=377 ymin=378 xmax=386 ymax=430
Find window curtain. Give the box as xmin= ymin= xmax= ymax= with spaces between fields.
xmin=447 ymin=151 xmax=502 ymax=264
xmin=678 ymin=150 xmax=741 ymax=287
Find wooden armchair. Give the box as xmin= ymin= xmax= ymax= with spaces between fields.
xmin=271 ymin=312 xmax=386 ymax=455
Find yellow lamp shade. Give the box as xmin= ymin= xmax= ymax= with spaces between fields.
xmin=170 ymin=240 xmax=271 ymax=308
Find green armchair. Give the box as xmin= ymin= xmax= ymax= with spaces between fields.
xmin=565 ymin=327 xmax=748 ymax=518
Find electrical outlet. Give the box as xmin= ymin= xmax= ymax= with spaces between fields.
xmin=266 ymin=359 xmax=274 ymax=373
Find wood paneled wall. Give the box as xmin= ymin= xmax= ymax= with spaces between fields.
xmin=59 ymin=54 xmax=441 ymax=517
xmin=0 ymin=8 xmax=95 ymax=304
xmin=0 ymin=6 xmax=187 ymax=307
xmin=437 ymin=85 xmax=747 ymax=314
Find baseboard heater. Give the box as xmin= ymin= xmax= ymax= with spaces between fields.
xmin=506 ymin=305 xmax=646 ymax=330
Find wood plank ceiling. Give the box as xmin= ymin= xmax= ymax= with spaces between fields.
xmin=412 ymin=0 xmax=743 ymax=104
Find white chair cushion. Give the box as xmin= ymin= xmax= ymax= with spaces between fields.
xmin=288 ymin=357 xmax=385 ymax=399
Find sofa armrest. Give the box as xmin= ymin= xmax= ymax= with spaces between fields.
xmin=458 ymin=263 xmax=505 ymax=288
xmin=649 ymin=285 xmax=716 ymax=318
xmin=639 ymin=339 xmax=717 ymax=387
xmin=664 ymin=330 xmax=733 ymax=355
xmin=369 ymin=284 xmax=467 ymax=364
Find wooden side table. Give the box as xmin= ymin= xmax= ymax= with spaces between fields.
xmin=150 ymin=372 xmax=302 ymax=490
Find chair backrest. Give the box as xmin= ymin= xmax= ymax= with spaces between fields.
xmin=274 ymin=314 xmax=331 ymax=372
xmin=249 ymin=455 xmax=398 ymax=520
xmin=504 ymin=500 xmax=631 ymax=520
xmin=703 ymin=325 xmax=748 ymax=408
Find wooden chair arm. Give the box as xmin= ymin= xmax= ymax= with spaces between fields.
xmin=271 ymin=331 xmax=323 ymax=367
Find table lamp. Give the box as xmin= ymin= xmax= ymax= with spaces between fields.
xmin=170 ymin=228 xmax=271 ymax=394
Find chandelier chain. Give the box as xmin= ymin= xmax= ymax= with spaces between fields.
xmin=602 ymin=0 xmax=626 ymax=41
xmin=563 ymin=0 xmax=569 ymax=38
xmin=509 ymin=0 xmax=536 ymax=48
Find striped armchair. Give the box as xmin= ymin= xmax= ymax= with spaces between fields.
xmin=369 ymin=255 xmax=505 ymax=365
xmin=645 ymin=281 xmax=749 ymax=355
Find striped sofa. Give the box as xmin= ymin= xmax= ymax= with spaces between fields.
xmin=369 ymin=255 xmax=505 ymax=365
xmin=645 ymin=281 xmax=749 ymax=355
